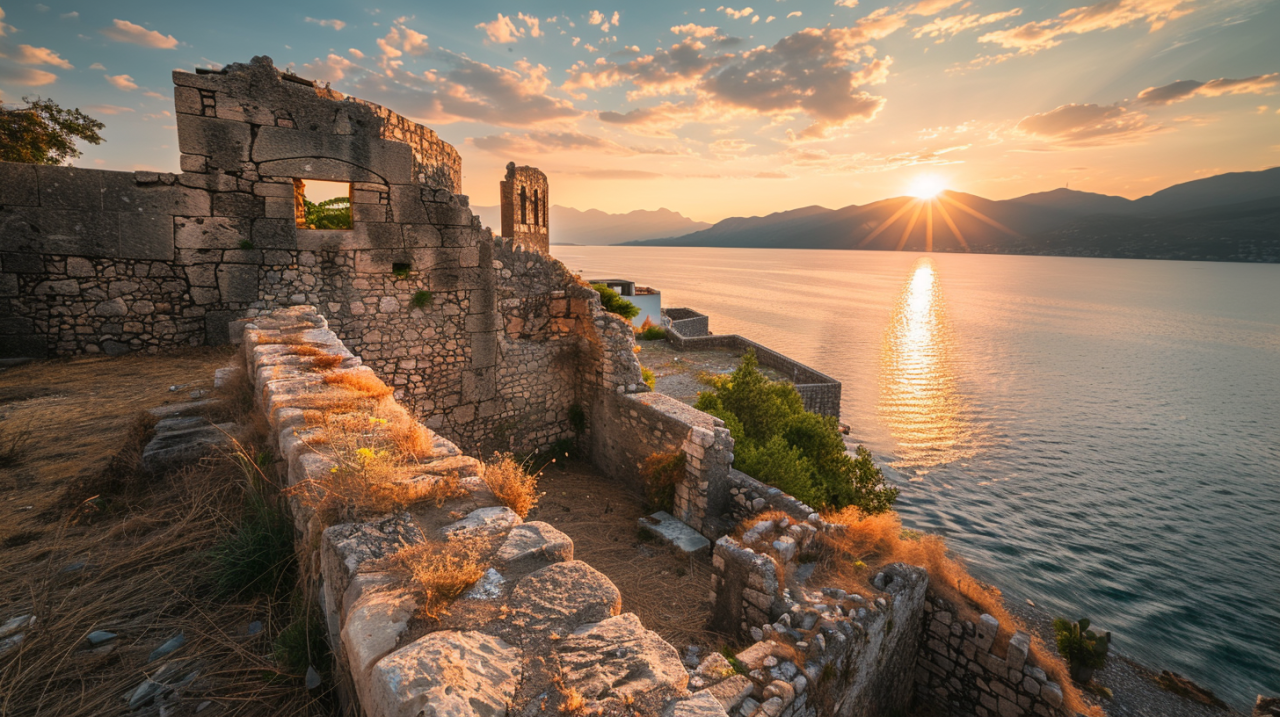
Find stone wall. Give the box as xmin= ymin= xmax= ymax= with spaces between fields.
xmin=664 ymin=307 xmax=710 ymax=338
xmin=499 ymin=162 xmax=549 ymax=253
xmin=914 ymin=595 xmax=1072 ymax=717
xmin=666 ymin=320 xmax=842 ymax=419
xmin=236 ymin=305 xmax=724 ymax=717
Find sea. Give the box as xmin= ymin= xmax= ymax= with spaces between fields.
xmin=551 ymin=246 xmax=1280 ymax=709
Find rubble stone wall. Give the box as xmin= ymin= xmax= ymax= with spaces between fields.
xmin=914 ymin=593 xmax=1072 ymax=717
xmin=664 ymin=307 xmax=710 ymax=337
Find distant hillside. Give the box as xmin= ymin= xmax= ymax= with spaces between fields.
xmin=471 ymin=205 xmax=710 ymax=245
xmin=626 ymin=167 xmax=1280 ymax=263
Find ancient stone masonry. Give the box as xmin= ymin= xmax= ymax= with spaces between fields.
xmin=664 ymin=307 xmax=711 ymax=338
xmin=499 ymin=162 xmax=550 ymax=254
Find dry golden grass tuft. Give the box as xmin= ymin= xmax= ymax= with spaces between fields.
xmin=483 ymin=453 xmax=541 ymax=519
xmin=290 ymin=346 xmax=326 ymax=357
xmin=816 ymin=507 xmax=1096 ymax=716
xmin=323 ymin=370 xmax=393 ymax=399
xmin=557 ymin=686 xmax=587 ymax=714
xmin=307 ymin=354 xmax=344 ymax=371
xmin=375 ymin=540 xmax=486 ymax=619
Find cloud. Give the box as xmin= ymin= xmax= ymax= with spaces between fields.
xmin=1136 ymin=73 xmax=1280 ymax=105
xmin=377 ymin=24 xmax=429 ymax=61
xmin=905 ymin=0 xmax=966 ymax=15
xmin=143 ymin=90 xmax=164 ymax=98
xmin=671 ymin=23 xmax=722 ymax=38
xmin=105 ymin=73 xmax=138 ymax=91
xmin=587 ymin=10 xmax=619 ymax=32
xmin=755 ymin=171 xmax=790 ymax=178
xmin=476 ymin=13 xmax=523 ymax=43
xmin=100 ymin=19 xmax=179 ymax=49
xmin=835 ymin=0 xmax=858 ymax=8
xmin=979 ymin=0 xmax=1194 ymax=56
xmin=89 ymin=62 xmax=106 ymax=70
xmin=573 ymin=169 xmax=663 ymax=180
xmin=88 ymin=104 xmax=135 ymax=115
xmin=382 ymin=53 xmax=581 ymax=126
xmin=61 ymin=11 xmax=78 ymax=20
xmin=0 ymin=63 xmax=57 ymax=86
xmin=720 ymin=6 xmax=755 ymax=19
xmin=710 ymin=138 xmax=755 ymax=157
xmin=1015 ymin=103 xmax=1161 ymax=145
xmin=13 ymin=45 xmax=73 ymax=69
xmin=598 ymin=101 xmax=719 ymax=138
xmin=914 ymin=8 xmax=1023 ymax=40
xmin=470 ymin=129 xmax=641 ymax=156
xmin=349 ymin=48 xmax=365 ymax=59
xmin=305 ymin=18 xmax=347 ymax=31
xmin=303 ymin=54 xmax=361 ymax=82
xmin=0 ymin=8 xmax=12 ymax=36
xmin=788 ymin=11 xmax=803 ymax=18
xmin=517 ymin=13 xmax=543 ymax=38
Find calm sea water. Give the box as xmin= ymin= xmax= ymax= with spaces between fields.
xmin=553 ymin=246 xmax=1280 ymax=708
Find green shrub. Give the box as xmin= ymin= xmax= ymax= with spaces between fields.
xmin=638 ymin=326 xmax=667 ymax=341
xmin=694 ymin=350 xmax=897 ymax=513
xmin=1053 ymin=618 xmax=1111 ymax=674
xmin=210 ymin=487 xmax=296 ymax=598
xmin=640 ymin=366 xmax=656 ymax=391
xmin=591 ymin=283 xmax=640 ymax=320
xmin=412 ymin=290 xmax=433 ymax=308
xmin=274 ymin=609 xmax=331 ymax=676
xmin=303 ymin=196 xmax=352 ymax=230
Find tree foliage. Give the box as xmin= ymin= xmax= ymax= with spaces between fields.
xmin=591 ymin=283 xmax=640 ymax=320
xmin=0 ymin=97 xmax=105 ymax=165
xmin=695 ymin=350 xmax=898 ymax=513
xmin=303 ymin=196 xmax=352 ymax=229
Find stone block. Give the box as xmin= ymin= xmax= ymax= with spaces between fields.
xmin=264 ymin=197 xmax=294 ymax=219
xmin=117 ymin=213 xmax=174 ymax=260
xmin=508 ymin=561 xmax=621 ymax=635
xmin=257 ymin=157 xmax=383 ymax=184
xmin=35 ymin=166 xmax=103 ymax=210
xmin=495 ymin=521 xmax=574 ymax=571
xmin=0 ymin=273 xmax=18 ymax=297
xmin=252 ymin=218 xmax=297 ymax=249
xmin=352 ymin=202 xmax=388 ymax=223
xmin=557 ymin=613 xmax=688 ymax=703
xmin=0 ymin=163 xmax=39 ymax=206
xmin=638 ymin=512 xmax=711 ymax=556
xmin=389 ymin=185 xmax=430 ymax=223
xmin=441 ymin=506 xmax=520 ymax=540
xmin=368 ymin=631 xmax=521 ymax=717
xmin=29 ymin=209 xmax=119 ymax=256
xmin=180 ymin=153 xmax=207 ymax=173
xmin=176 ymin=114 xmax=252 ymax=173
xmin=252 ymin=126 xmax=413 ymax=184
xmin=217 ymin=264 xmax=259 ymax=303
xmin=403 ymin=223 xmax=443 ymax=248
xmin=342 ymin=586 xmax=417 ymax=679
xmin=212 ymin=191 xmax=264 ymax=218
xmin=175 ymin=216 xmax=250 ymax=249
xmin=101 ymin=173 xmax=211 ymax=216
xmin=173 ymin=85 xmax=202 ymax=115
xmin=666 ymin=692 xmax=730 ymax=717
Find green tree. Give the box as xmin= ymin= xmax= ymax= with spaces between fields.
xmin=0 ymin=97 xmax=105 ymax=165
xmin=591 ymin=283 xmax=640 ymax=320
xmin=303 ymin=196 xmax=352 ymax=229
xmin=695 ymin=350 xmax=898 ymax=513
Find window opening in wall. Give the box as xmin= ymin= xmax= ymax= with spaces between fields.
xmin=295 ymin=179 xmax=353 ymax=230
xmin=532 ymin=189 xmax=541 ymax=226
xmin=520 ymin=186 xmax=528 ymax=224
xmin=392 ymin=262 xmax=412 ymax=278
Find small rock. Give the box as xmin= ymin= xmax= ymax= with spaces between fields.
xmin=305 ymin=665 xmax=322 ymax=690
xmin=149 ymin=633 xmax=186 ymax=663
xmin=0 ymin=614 xmax=34 ymax=639
xmin=189 ymin=389 xmax=208 ymax=399
xmin=0 ymin=633 xmax=25 ymax=657
xmin=246 ymin=620 xmax=263 ymax=636
xmin=86 ymin=630 xmax=117 ymax=646
xmin=128 ymin=679 xmax=170 ymax=709
xmin=463 ymin=568 xmax=506 ymax=600
xmin=196 ymin=701 xmax=212 ymax=712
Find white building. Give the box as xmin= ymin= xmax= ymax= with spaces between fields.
xmin=588 ymin=278 xmax=661 ymax=328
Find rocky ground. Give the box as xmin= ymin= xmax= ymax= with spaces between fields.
xmin=636 ymin=339 xmax=790 ymax=406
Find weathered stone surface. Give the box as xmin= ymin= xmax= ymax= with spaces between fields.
xmin=176 ymin=114 xmax=252 ymax=172
xmin=441 ymin=506 xmax=520 ymax=540
xmin=217 ymin=264 xmax=259 ymax=303
xmin=494 ymin=521 xmax=573 ymax=570
xmin=0 ymin=162 xmax=38 ymax=206
xmin=665 ymin=691 xmax=730 ymax=717
xmin=556 ymin=613 xmax=687 ymax=702
xmin=342 ymin=585 xmax=416 ymax=678
xmin=175 ymin=217 xmax=250 ymax=249
xmin=253 ymin=126 xmax=414 ymax=184
xmin=508 ymin=561 xmax=621 ymax=635
xmin=368 ymin=630 xmax=521 ymax=717
xmin=639 ymin=511 xmax=711 ymax=556
xmin=140 ymin=420 xmax=237 ymax=473
xmin=699 ymin=674 xmax=754 ymax=712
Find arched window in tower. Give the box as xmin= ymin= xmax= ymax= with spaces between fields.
xmin=532 ymin=189 xmax=541 ymax=226
xmin=520 ymin=186 xmax=528 ymax=225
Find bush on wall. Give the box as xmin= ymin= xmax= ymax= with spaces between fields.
xmin=695 ymin=350 xmax=898 ymax=513
xmin=591 ymin=283 xmax=640 ymax=320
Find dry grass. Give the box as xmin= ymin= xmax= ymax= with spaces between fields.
xmin=375 ymin=540 xmax=486 ymax=619
xmin=815 ymin=507 xmax=1096 ymax=716
xmin=0 ymin=348 xmax=334 ymax=716
xmin=483 ymin=453 xmax=541 ymax=519
xmin=307 ymin=355 xmax=344 ymax=371
xmin=0 ymin=420 xmax=32 ymax=468
xmin=639 ymin=451 xmax=684 ymax=512
xmin=322 ymin=370 xmax=393 ymax=399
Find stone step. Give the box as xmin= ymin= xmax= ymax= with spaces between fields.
xmin=639 ymin=511 xmax=711 ymax=556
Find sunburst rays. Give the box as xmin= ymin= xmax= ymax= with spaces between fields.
xmin=861 ymin=192 xmax=1020 ymax=252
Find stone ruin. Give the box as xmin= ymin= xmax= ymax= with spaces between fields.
xmin=500 ymin=162 xmax=550 ymax=254
xmin=0 ymin=56 xmax=1086 ymax=717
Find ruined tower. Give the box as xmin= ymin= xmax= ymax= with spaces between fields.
xmin=499 ymin=162 xmax=549 ymax=253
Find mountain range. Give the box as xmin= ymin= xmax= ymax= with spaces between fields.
xmin=625 ymin=167 xmax=1280 ymax=263
xmin=471 ymin=205 xmax=710 ymax=245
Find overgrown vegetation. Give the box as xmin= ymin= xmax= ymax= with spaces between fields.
xmin=591 ymin=283 xmax=640 ymax=320
xmin=640 ymin=451 xmax=685 ymax=512
xmin=412 ymin=290 xmax=433 ymax=308
xmin=209 ymin=445 xmax=296 ymax=599
xmin=695 ymin=350 xmax=897 ymax=512
xmin=641 ymin=366 xmax=656 ymax=391
xmin=1053 ymin=618 xmax=1111 ymax=681
xmin=302 ymin=196 xmax=352 ymax=230
xmin=0 ymin=96 xmax=104 ymax=165
xmin=375 ymin=540 xmax=486 ymax=619
xmin=273 ymin=607 xmax=331 ymax=678
xmin=0 ymin=420 xmax=32 ymax=468
xmin=637 ymin=317 xmax=666 ymax=341
xmin=484 ymin=453 xmax=542 ymax=518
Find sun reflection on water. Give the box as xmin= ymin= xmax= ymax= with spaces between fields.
xmin=878 ymin=258 xmax=980 ymax=473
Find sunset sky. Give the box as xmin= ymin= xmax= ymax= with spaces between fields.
xmin=0 ymin=0 xmax=1276 ymax=221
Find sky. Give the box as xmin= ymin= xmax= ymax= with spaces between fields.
xmin=0 ymin=0 xmax=1276 ymax=222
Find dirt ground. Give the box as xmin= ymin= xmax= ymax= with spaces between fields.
xmin=0 ymin=349 xmax=332 ymax=717
xmin=635 ymin=339 xmax=790 ymax=406
xmin=527 ymin=459 xmax=725 ymax=657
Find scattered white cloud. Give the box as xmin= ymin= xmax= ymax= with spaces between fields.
xmin=787 ymin=11 xmax=803 ymax=18
xmin=476 ymin=13 xmax=523 ymax=43
xmin=979 ymin=0 xmax=1195 ymax=57
xmin=1136 ymin=73 xmax=1280 ymax=105
xmin=719 ymin=6 xmax=755 ymax=19
xmin=100 ymin=18 xmax=179 ymax=49
xmin=349 ymin=48 xmax=365 ymax=59
xmin=89 ymin=62 xmax=106 ymax=70
xmin=1015 ymin=103 xmax=1161 ymax=145
xmin=105 ymin=73 xmax=138 ymax=91
xmin=88 ymin=104 xmax=135 ymax=115
xmin=60 ymin=11 xmax=78 ymax=20
xmin=0 ymin=63 xmax=57 ymax=86
xmin=14 ymin=45 xmax=73 ymax=69
xmin=518 ymin=12 xmax=543 ymax=38
xmin=305 ymin=17 xmax=347 ymax=31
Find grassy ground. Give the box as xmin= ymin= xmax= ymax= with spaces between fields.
xmin=0 ymin=349 xmax=335 ymax=717
xmin=528 ymin=459 xmax=721 ymax=656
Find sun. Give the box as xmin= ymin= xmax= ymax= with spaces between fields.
xmin=907 ymin=174 xmax=949 ymax=198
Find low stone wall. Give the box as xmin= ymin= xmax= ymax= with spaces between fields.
xmin=664 ymin=307 xmax=710 ymax=338
xmin=914 ymin=595 xmax=1072 ymax=717
xmin=236 ymin=305 xmax=723 ymax=717
xmin=722 ymin=468 xmax=820 ymax=528
xmin=665 ymin=320 xmax=841 ymax=419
